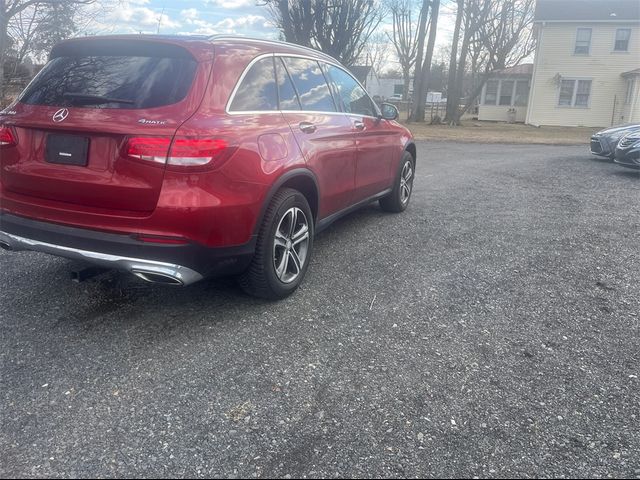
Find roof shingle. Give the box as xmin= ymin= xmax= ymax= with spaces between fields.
xmin=535 ymin=0 xmax=640 ymax=22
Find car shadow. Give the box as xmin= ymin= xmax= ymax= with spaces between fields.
xmin=611 ymin=169 xmax=640 ymax=179
xmin=2 ymin=201 xmax=394 ymax=337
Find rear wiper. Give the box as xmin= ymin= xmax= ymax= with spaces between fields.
xmin=62 ymin=93 xmax=135 ymax=105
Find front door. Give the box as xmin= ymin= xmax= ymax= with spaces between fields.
xmin=277 ymin=56 xmax=356 ymax=219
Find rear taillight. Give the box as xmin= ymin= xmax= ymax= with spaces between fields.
xmin=124 ymin=137 xmax=234 ymax=170
xmin=0 ymin=126 xmax=17 ymax=147
xmin=169 ymin=138 xmax=229 ymax=168
xmin=125 ymin=137 xmax=170 ymax=164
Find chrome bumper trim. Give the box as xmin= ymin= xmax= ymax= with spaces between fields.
xmin=0 ymin=230 xmax=204 ymax=285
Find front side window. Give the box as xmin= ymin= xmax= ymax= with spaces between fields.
xmin=558 ymin=79 xmax=591 ymax=107
xmin=282 ymin=57 xmax=336 ymax=112
xmin=229 ymin=57 xmax=278 ymax=112
xmin=484 ymin=80 xmax=499 ymax=105
xmin=574 ymin=28 xmax=592 ymax=55
xmin=326 ymin=65 xmax=377 ymax=117
xmin=615 ymin=28 xmax=631 ymax=52
xmin=499 ymin=80 xmax=514 ymax=106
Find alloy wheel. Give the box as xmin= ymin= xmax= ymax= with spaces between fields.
xmin=273 ymin=207 xmax=310 ymax=284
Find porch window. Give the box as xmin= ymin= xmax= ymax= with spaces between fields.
xmin=514 ymin=81 xmax=530 ymax=106
xmin=499 ymin=80 xmax=514 ymax=105
xmin=574 ymin=28 xmax=592 ymax=55
xmin=484 ymin=80 xmax=499 ymax=105
xmin=615 ymin=29 xmax=631 ymax=52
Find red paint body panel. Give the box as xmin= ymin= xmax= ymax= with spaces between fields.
xmin=0 ymin=35 xmax=414 ymax=258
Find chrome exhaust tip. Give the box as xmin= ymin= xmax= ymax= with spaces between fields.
xmin=0 ymin=241 xmax=12 ymax=251
xmin=132 ymin=270 xmax=184 ymax=286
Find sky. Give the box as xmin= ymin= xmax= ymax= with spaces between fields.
xmin=84 ymin=0 xmax=280 ymax=38
xmin=81 ymin=0 xmax=459 ymax=71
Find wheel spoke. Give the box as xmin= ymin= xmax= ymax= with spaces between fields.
xmin=276 ymin=251 xmax=289 ymax=280
xmin=402 ymin=183 xmax=411 ymax=200
xmin=404 ymin=166 xmax=413 ymax=182
xmin=292 ymin=224 xmax=309 ymax=245
xmin=288 ymin=208 xmax=298 ymax=238
xmin=274 ymin=231 xmax=288 ymax=248
xmin=289 ymin=248 xmax=302 ymax=274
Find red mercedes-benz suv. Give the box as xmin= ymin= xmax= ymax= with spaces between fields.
xmin=0 ymin=35 xmax=416 ymax=299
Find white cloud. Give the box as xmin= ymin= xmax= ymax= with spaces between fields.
xmin=205 ymin=0 xmax=256 ymax=9
xmin=215 ymin=14 xmax=267 ymax=31
xmin=181 ymin=8 xmax=199 ymax=22
xmin=114 ymin=6 xmax=182 ymax=30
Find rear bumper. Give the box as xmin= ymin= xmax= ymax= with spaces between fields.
xmin=0 ymin=213 xmax=255 ymax=285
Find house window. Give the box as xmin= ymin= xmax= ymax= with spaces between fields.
xmin=574 ymin=28 xmax=592 ymax=55
xmin=484 ymin=80 xmax=499 ymax=105
xmin=615 ymin=28 xmax=631 ymax=52
xmin=626 ymin=78 xmax=636 ymax=105
xmin=558 ymin=79 xmax=592 ymax=107
xmin=499 ymin=80 xmax=514 ymax=105
xmin=514 ymin=81 xmax=530 ymax=106
xmin=393 ymin=84 xmax=403 ymax=96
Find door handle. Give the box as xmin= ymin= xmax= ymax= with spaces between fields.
xmin=299 ymin=122 xmax=317 ymax=134
xmin=354 ymin=120 xmax=365 ymax=130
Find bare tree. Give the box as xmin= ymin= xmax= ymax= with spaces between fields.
xmin=266 ymin=0 xmax=384 ymax=66
xmin=1 ymin=0 xmax=95 ymax=96
xmin=410 ymin=0 xmax=440 ymax=122
xmin=360 ymin=32 xmax=390 ymax=75
xmin=387 ymin=0 xmax=419 ymax=99
xmin=444 ymin=0 xmax=464 ymax=123
xmin=445 ymin=0 xmax=535 ymax=125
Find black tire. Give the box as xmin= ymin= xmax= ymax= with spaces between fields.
xmin=379 ymin=151 xmax=415 ymax=213
xmin=238 ymin=188 xmax=314 ymax=299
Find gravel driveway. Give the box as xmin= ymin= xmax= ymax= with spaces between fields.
xmin=1 ymin=142 xmax=639 ymax=478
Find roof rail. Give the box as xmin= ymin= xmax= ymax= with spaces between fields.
xmin=207 ymin=35 xmax=340 ymax=64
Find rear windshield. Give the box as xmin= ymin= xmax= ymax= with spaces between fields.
xmin=19 ymin=55 xmax=197 ymax=109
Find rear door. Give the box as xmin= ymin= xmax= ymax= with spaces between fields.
xmin=324 ymin=65 xmax=399 ymax=201
xmin=0 ymin=39 xmax=211 ymax=213
xmin=276 ymin=56 xmax=356 ymax=219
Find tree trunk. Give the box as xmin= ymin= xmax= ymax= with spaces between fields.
xmin=451 ymin=27 xmax=471 ymax=125
xmin=444 ymin=0 xmax=464 ymax=123
xmin=277 ymin=0 xmax=295 ymax=42
xmin=411 ymin=0 xmax=430 ymax=100
xmin=403 ymin=67 xmax=411 ymax=100
xmin=411 ymin=0 xmax=440 ymax=123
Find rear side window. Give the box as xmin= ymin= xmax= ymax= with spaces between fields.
xmin=283 ymin=57 xmax=336 ymax=112
xmin=20 ymin=55 xmax=197 ymax=109
xmin=229 ymin=57 xmax=278 ymax=112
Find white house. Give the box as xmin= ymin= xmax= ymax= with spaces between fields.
xmin=526 ymin=0 xmax=640 ymax=127
xmin=479 ymin=64 xmax=533 ymax=123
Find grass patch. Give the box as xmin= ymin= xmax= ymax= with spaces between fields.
xmin=404 ymin=121 xmax=599 ymax=145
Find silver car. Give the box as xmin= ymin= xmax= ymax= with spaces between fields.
xmin=590 ymin=123 xmax=640 ymax=159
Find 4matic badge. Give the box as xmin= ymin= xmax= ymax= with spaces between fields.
xmin=138 ymin=119 xmax=167 ymax=125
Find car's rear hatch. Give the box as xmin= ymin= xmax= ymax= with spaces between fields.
xmin=0 ymin=37 xmax=212 ymax=213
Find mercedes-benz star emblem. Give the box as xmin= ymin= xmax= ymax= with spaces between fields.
xmin=52 ymin=108 xmax=69 ymax=123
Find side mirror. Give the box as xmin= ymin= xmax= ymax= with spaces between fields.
xmin=380 ymin=103 xmax=399 ymax=121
